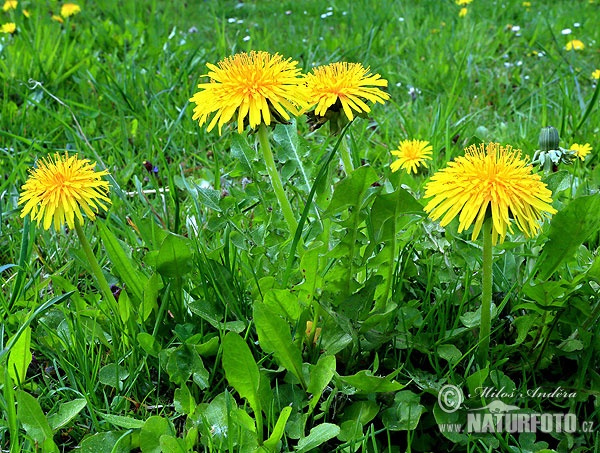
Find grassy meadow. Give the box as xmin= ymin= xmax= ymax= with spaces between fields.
xmin=1 ymin=0 xmax=600 ymax=451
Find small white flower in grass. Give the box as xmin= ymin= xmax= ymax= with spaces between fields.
xmin=561 ymin=28 xmax=572 ymax=35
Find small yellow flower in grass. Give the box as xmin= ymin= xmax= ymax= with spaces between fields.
xmin=459 ymin=7 xmax=468 ymax=17
xmin=19 ymin=152 xmax=111 ymax=231
xmin=592 ymin=69 xmax=600 ymax=80
xmin=305 ymin=321 xmax=322 ymax=345
xmin=522 ymin=1 xmax=532 ymax=7
xmin=424 ymin=143 xmax=556 ymax=245
xmin=565 ymin=39 xmax=584 ymax=51
xmin=2 ymin=0 xmax=16 ymax=11
xmin=304 ymin=62 xmax=390 ymax=122
xmin=60 ymin=3 xmax=81 ymax=18
xmin=455 ymin=0 xmax=472 ymax=4
xmin=22 ymin=8 xmax=29 ymax=17
xmin=190 ymin=51 xmax=308 ymax=135
xmin=51 ymin=14 xmax=63 ymax=23
xmin=1 ymin=22 xmax=15 ymax=33
xmin=390 ymin=139 xmax=433 ymax=174
xmin=570 ymin=143 xmax=592 ymax=160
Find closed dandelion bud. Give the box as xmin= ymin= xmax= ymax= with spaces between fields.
xmin=539 ymin=126 xmax=560 ymax=152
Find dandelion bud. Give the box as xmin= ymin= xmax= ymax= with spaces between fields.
xmin=538 ymin=126 xmax=560 ymax=152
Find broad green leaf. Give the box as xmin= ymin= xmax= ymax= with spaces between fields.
xmin=47 ymin=398 xmax=87 ymax=431
xmin=263 ymin=288 xmax=303 ymax=322
xmin=141 ymin=273 xmax=162 ymax=322
xmin=140 ymin=416 xmax=175 ymax=453
xmin=437 ymin=344 xmax=462 ymax=365
xmin=466 ymin=367 xmax=489 ymax=397
xmin=8 ymin=325 xmax=31 ymax=384
xmin=137 ymin=332 xmax=162 ymax=357
xmin=273 ymin=121 xmax=311 ymax=192
xmin=98 ymin=412 xmax=145 ymax=429
xmin=159 ymin=435 xmax=187 ymax=453
xmin=16 ymin=390 xmax=55 ymax=446
xmin=543 ymin=170 xmax=571 ymax=195
xmin=324 ymin=166 xmax=379 ymax=216
xmin=381 ymin=391 xmax=426 ymax=430
xmin=98 ymin=221 xmax=147 ymax=303
xmin=370 ymin=187 xmax=424 ymax=241
xmin=263 ymin=406 xmax=292 ymax=451
xmin=296 ymin=423 xmax=340 ymax=453
xmin=307 ymin=355 xmax=336 ymax=412
xmin=98 ymin=363 xmax=129 ymax=388
xmin=538 ymin=194 xmax=600 ymax=280
xmin=433 ymin=404 xmax=467 ymax=443
xmin=222 ymin=332 xmax=262 ymax=419
xmin=174 ymin=384 xmax=196 ymax=416
xmin=165 ymin=345 xmax=209 ymax=387
xmin=254 ymin=302 xmax=305 ymax=388
xmin=156 ymin=233 xmax=194 ymax=278
xmin=337 ymin=370 xmax=405 ymax=394
xmin=230 ymin=134 xmax=256 ymax=174
xmin=80 ymin=431 xmax=133 ymax=453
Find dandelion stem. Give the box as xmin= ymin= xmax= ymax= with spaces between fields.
xmin=257 ymin=123 xmax=298 ymax=233
xmin=74 ymin=218 xmax=118 ymax=311
xmin=478 ymin=217 xmax=494 ymax=368
xmin=340 ymin=135 xmax=355 ymax=174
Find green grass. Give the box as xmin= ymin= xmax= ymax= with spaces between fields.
xmin=1 ymin=0 xmax=600 ymax=451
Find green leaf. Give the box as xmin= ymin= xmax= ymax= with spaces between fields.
xmin=296 ymin=423 xmax=340 ymax=453
xmin=7 ymin=325 xmax=31 ymax=384
xmin=254 ymin=302 xmax=305 ymax=388
xmin=263 ymin=406 xmax=292 ymax=451
xmin=437 ymin=344 xmax=462 ymax=365
xmin=98 ymin=221 xmax=147 ymax=303
xmin=174 ymin=384 xmax=196 ymax=416
xmin=164 ymin=345 xmax=209 ymax=387
xmin=230 ymin=134 xmax=256 ymax=174
xmin=156 ymin=233 xmax=194 ymax=278
xmin=381 ymin=391 xmax=426 ymax=430
xmin=141 ymin=273 xmax=162 ymax=322
xmin=370 ymin=187 xmax=424 ymax=241
xmin=337 ymin=370 xmax=405 ymax=394
xmin=47 ymin=398 xmax=87 ymax=431
xmin=159 ymin=435 xmax=187 ymax=453
xmin=98 ymin=363 xmax=130 ymax=388
xmin=98 ymin=412 xmax=145 ymax=429
xmin=80 ymin=431 xmax=133 ymax=453
xmin=137 ymin=332 xmax=162 ymax=357
xmin=193 ymin=185 xmax=222 ymax=212
xmin=273 ymin=121 xmax=311 ymax=191
xmin=222 ymin=332 xmax=262 ymax=419
xmin=307 ymin=355 xmax=336 ymax=413
xmin=16 ymin=390 xmax=55 ymax=445
xmin=324 ymin=166 xmax=379 ymax=216
xmin=538 ymin=194 xmax=600 ymax=280
xmin=140 ymin=416 xmax=175 ymax=453
xmin=263 ymin=288 xmax=303 ymax=322
xmin=543 ymin=170 xmax=571 ymax=195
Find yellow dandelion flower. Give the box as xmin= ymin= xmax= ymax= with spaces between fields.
xmin=60 ymin=3 xmax=81 ymax=18
xmin=1 ymin=22 xmax=15 ymax=33
xmin=459 ymin=7 xmax=468 ymax=17
xmin=51 ymin=14 xmax=64 ymax=23
xmin=2 ymin=1 xmax=16 ymax=11
xmin=19 ymin=153 xmax=111 ymax=231
xmin=22 ymin=8 xmax=29 ymax=17
xmin=522 ymin=1 xmax=532 ymax=7
xmin=455 ymin=0 xmax=472 ymax=4
xmin=565 ymin=39 xmax=584 ymax=51
xmin=592 ymin=69 xmax=600 ymax=80
xmin=390 ymin=139 xmax=433 ymax=174
xmin=190 ymin=51 xmax=308 ymax=135
xmin=304 ymin=62 xmax=390 ymax=122
xmin=570 ymin=143 xmax=592 ymax=160
xmin=424 ymin=143 xmax=556 ymax=245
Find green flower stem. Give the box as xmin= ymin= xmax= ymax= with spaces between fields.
xmin=340 ymin=135 xmax=354 ymax=174
xmin=257 ymin=123 xmax=298 ymax=233
xmin=74 ymin=218 xmax=118 ymax=312
xmin=478 ymin=217 xmax=494 ymax=368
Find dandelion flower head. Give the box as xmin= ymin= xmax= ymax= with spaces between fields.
xmin=19 ymin=152 xmax=111 ymax=231
xmin=2 ymin=1 xmax=16 ymax=11
xmin=189 ymin=50 xmax=308 ymax=135
xmin=1 ymin=22 xmax=15 ymax=33
xmin=390 ymin=139 xmax=433 ymax=174
xmin=60 ymin=3 xmax=81 ymax=18
xmin=565 ymin=39 xmax=584 ymax=51
xmin=304 ymin=62 xmax=390 ymax=121
xmin=424 ymin=143 xmax=556 ymax=245
xmin=570 ymin=143 xmax=592 ymax=160
xmin=592 ymin=69 xmax=600 ymax=80
xmin=459 ymin=7 xmax=468 ymax=17
xmin=455 ymin=0 xmax=472 ymax=4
